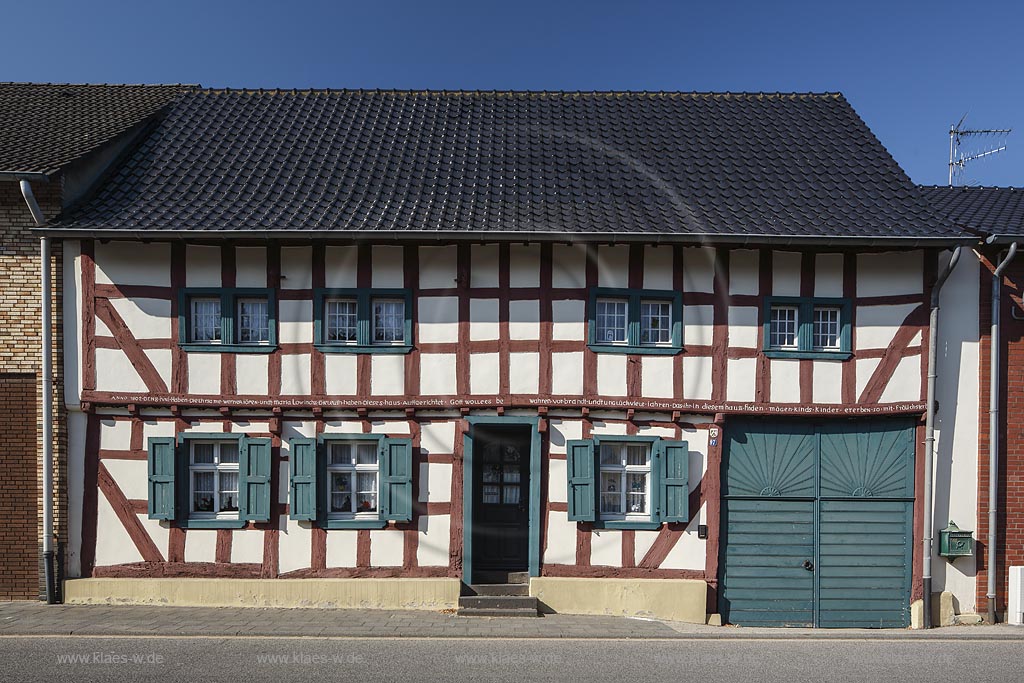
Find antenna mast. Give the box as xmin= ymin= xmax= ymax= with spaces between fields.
xmin=948 ymin=114 xmax=1012 ymax=186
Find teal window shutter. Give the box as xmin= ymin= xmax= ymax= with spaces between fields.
xmin=659 ymin=440 xmax=689 ymax=523
xmin=380 ymin=438 xmax=413 ymax=522
xmin=147 ymin=437 xmax=178 ymax=520
xmin=566 ymin=439 xmax=596 ymax=522
xmin=240 ymin=437 xmax=273 ymax=522
xmin=289 ymin=437 xmax=318 ymax=521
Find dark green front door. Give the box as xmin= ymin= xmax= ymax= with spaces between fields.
xmin=471 ymin=425 xmax=531 ymax=571
xmin=719 ymin=418 xmax=915 ymax=628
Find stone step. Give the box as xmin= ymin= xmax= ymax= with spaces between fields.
xmin=465 ymin=583 xmax=530 ymax=596
xmin=458 ymin=595 xmax=540 ymax=612
xmin=474 ymin=570 xmax=530 ymax=585
xmin=456 ymin=608 xmax=541 ymax=618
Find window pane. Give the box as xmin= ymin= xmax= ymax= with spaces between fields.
xmin=194 ymin=492 xmax=215 ymax=512
xmin=813 ymin=307 xmax=841 ymax=350
xmin=356 ymin=492 xmax=377 ymax=513
xmin=219 ymin=471 xmax=239 ymax=494
xmin=600 ymin=471 xmax=622 ymax=515
xmin=192 ymin=443 xmax=215 ymax=464
xmin=193 ymin=471 xmax=214 ymax=492
xmin=626 ymin=444 xmax=648 ymax=467
xmin=627 ymin=472 xmax=647 ymax=495
xmin=331 ymin=472 xmax=352 ymax=493
xmin=331 ymin=493 xmax=352 ymax=513
xmin=769 ymin=306 xmax=799 ymax=349
xmin=330 ymin=472 xmax=352 ymax=513
xmin=356 ymin=472 xmax=378 ymax=513
xmin=330 ymin=443 xmax=353 ymax=466
xmin=326 ymin=299 xmax=358 ymax=343
xmin=599 ymin=444 xmax=620 ymax=466
xmin=595 ymin=299 xmax=627 ymax=343
xmin=640 ymin=301 xmax=672 ymax=345
xmin=503 ymin=485 xmax=520 ymax=505
xmin=219 ymin=442 xmax=238 ymax=464
xmin=482 ymin=464 xmax=500 ymax=483
xmin=502 ymin=465 xmax=520 ymax=483
xmin=372 ymin=299 xmax=405 ymax=344
xmin=219 ymin=471 xmax=239 ymax=512
xmin=356 ymin=443 xmax=378 ymax=465
xmin=193 ymin=472 xmax=215 ymax=512
xmin=191 ymin=298 xmax=221 ymax=342
xmin=482 ymin=485 xmax=500 ymax=504
xmin=356 ymin=472 xmax=377 ymax=493
xmin=237 ymin=299 xmax=269 ymax=343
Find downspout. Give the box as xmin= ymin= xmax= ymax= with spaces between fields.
xmin=19 ymin=180 xmax=56 ymax=604
xmin=923 ymin=246 xmax=962 ymax=628
xmin=988 ymin=240 xmax=1018 ymax=624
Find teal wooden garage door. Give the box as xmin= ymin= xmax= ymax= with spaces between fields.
xmin=719 ymin=419 xmax=915 ymax=628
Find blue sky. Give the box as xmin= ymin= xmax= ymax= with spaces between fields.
xmin=4 ymin=0 xmax=1022 ymax=186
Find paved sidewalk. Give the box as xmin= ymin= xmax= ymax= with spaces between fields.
xmin=1 ymin=602 xmax=1022 ymax=640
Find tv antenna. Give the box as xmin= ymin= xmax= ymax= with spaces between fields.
xmin=948 ymin=114 xmax=1011 ymax=186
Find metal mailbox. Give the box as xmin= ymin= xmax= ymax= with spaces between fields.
xmin=939 ymin=520 xmax=974 ymax=559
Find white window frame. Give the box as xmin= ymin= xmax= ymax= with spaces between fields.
xmin=324 ymin=297 xmax=359 ymax=345
xmin=639 ymin=299 xmax=673 ymax=347
xmin=769 ymin=305 xmax=800 ymax=350
xmin=812 ymin=306 xmax=842 ymax=351
xmin=189 ymin=440 xmax=240 ymax=520
xmin=371 ymin=298 xmax=406 ymax=346
xmin=236 ymin=297 xmax=270 ymax=345
xmin=325 ymin=441 xmax=381 ymax=520
xmin=595 ymin=298 xmax=629 ymax=345
xmin=190 ymin=297 xmax=222 ymax=344
xmin=598 ymin=442 xmax=651 ymax=521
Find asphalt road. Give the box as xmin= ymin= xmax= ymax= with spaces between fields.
xmin=1 ymin=635 xmax=1022 ymax=682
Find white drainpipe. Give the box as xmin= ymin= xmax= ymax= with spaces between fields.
xmin=988 ymin=240 xmax=1018 ymax=624
xmin=19 ymin=179 xmax=56 ymax=604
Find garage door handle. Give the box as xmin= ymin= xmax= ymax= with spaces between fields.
xmin=802 ymin=560 xmax=814 ymax=571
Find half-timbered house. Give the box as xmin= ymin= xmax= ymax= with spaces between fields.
xmin=36 ymin=90 xmax=979 ymax=626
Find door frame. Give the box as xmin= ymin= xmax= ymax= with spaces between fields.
xmin=462 ymin=416 xmax=542 ymax=585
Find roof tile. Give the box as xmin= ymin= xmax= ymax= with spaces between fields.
xmin=51 ymin=90 xmax=959 ymax=240
xmin=0 ymin=82 xmax=191 ymax=176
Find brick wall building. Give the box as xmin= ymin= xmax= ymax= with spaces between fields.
xmin=0 ymin=181 xmax=63 ymax=600
xmin=0 ymin=83 xmax=186 ymax=600
xmin=977 ymin=251 xmax=1024 ymax=617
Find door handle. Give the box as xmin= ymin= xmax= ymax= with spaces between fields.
xmin=802 ymin=560 xmax=814 ymax=571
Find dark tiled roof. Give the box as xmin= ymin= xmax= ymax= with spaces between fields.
xmin=53 ymin=90 xmax=962 ymax=241
xmin=919 ymin=185 xmax=1024 ymax=237
xmin=0 ymin=83 xmax=190 ymax=176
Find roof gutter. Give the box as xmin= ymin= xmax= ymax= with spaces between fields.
xmin=32 ymin=227 xmax=979 ymax=248
xmin=19 ymin=179 xmax=57 ymax=605
xmin=0 ymin=171 xmax=50 ymax=182
xmin=987 ymin=239 xmax=1018 ymax=624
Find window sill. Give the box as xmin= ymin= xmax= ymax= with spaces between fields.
xmin=321 ymin=518 xmax=389 ymax=530
xmin=178 ymin=518 xmax=248 ymax=529
xmin=762 ymin=350 xmax=852 ymax=361
xmin=591 ymin=520 xmax=663 ymax=530
xmin=587 ymin=345 xmax=681 ymax=356
xmin=314 ymin=344 xmax=413 ymax=355
xmin=179 ymin=344 xmax=278 ymax=354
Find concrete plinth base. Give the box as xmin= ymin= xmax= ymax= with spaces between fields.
xmin=529 ymin=577 xmax=707 ymax=624
xmin=63 ymin=578 xmax=460 ymax=610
